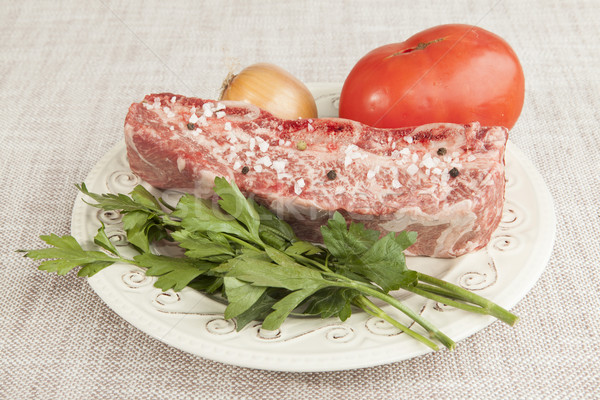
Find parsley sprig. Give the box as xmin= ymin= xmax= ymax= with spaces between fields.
xmin=20 ymin=178 xmax=518 ymax=351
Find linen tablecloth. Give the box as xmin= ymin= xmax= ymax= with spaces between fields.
xmin=2 ymin=1 xmax=598 ymax=398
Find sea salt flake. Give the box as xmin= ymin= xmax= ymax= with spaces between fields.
xmin=170 ymin=96 xmax=176 ymax=103
xmin=307 ymin=123 xmax=314 ymax=132
xmin=399 ymin=148 xmax=411 ymax=156
xmin=256 ymin=137 xmax=269 ymax=152
xmin=189 ymin=113 xmax=199 ymax=124
xmin=404 ymin=136 xmax=413 ymax=143
xmin=294 ymin=179 xmax=305 ymax=195
xmin=254 ymin=165 xmax=263 ymax=173
xmin=344 ymin=156 xmax=353 ymax=168
xmin=272 ymin=160 xmax=287 ymax=173
xmin=224 ymin=122 xmax=232 ymax=131
xmin=233 ymin=160 xmax=242 ymax=170
xmin=225 ymin=152 xmax=237 ymax=163
xmin=441 ymin=169 xmax=450 ymax=182
xmin=202 ymin=102 xmax=214 ymax=118
xmin=249 ymin=138 xmax=256 ymax=150
xmin=422 ymin=157 xmax=436 ymax=169
xmin=177 ymin=157 xmax=186 ymax=172
xmin=467 ymin=155 xmax=476 ymax=162
xmin=345 ymin=144 xmax=359 ymax=154
xmin=392 ymin=179 xmax=402 ymax=189
xmin=257 ymin=156 xmax=272 ymax=167
xmin=216 ymin=111 xmax=226 ymax=119
xmin=407 ymin=164 xmax=419 ymax=176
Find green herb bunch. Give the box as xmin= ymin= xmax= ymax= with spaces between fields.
xmin=20 ymin=178 xmax=518 ymax=351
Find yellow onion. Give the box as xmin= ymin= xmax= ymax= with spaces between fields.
xmin=219 ymin=63 xmax=318 ymax=120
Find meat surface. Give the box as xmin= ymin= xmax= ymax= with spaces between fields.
xmin=125 ymin=93 xmax=508 ymax=258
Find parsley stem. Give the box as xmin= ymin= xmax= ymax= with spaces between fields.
xmin=337 ymin=281 xmax=455 ymax=350
xmin=221 ymin=233 xmax=261 ymax=251
xmin=354 ymin=295 xmax=439 ymax=351
xmin=404 ymin=286 xmax=493 ymax=315
xmin=416 ymin=273 xmax=519 ymax=326
xmin=415 ymin=283 xmax=469 ymax=301
xmin=288 ymin=253 xmax=333 ymax=273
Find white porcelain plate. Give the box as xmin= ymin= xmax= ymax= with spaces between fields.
xmin=71 ymin=84 xmax=556 ymax=372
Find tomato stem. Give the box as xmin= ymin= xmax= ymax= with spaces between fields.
xmin=387 ymin=37 xmax=446 ymax=57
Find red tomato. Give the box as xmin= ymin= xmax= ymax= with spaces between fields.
xmin=339 ymin=24 xmax=525 ymax=129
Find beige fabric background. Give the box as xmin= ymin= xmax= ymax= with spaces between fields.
xmin=2 ymin=0 xmax=599 ymax=398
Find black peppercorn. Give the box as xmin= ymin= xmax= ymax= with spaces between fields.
xmin=241 ymin=166 xmax=249 ymax=174
xmin=449 ymin=167 xmax=460 ymax=178
xmin=327 ymin=170 xmax=337 ymax=180
xmin=437 ymin=147 xmax=447 ymax=156
xmin=187 ymin=123 xmax=195 ymax=130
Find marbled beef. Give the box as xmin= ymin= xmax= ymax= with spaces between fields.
xmin=125 ymin=93 xmax=508 ymax=258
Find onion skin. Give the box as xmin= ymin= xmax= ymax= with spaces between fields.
xmin=219 ymin=63 xmax=318 ymax=120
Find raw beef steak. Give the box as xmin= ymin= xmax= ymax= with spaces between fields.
xmin=125 ymin=93 xmax=508 ymax=258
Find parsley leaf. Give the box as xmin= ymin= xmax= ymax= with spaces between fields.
xmin=77 ymin=183 xmax=156 ymax=213
xmin=234 ymin=290 xmax=280 ymax=331
xmin=93 ymin=222 xmax=119 ymax=256
xmin=285 ymin=241 xmax=323 ymax=256
xmin=249 ymin=198 xmax=296 ymax=242
xmin=134 ymin=253 xmax=215 ymax=291
xmin=320 ymin=212 xmax=380 ymax=263
xmin=261 ymin=287 xmax=322 ymax=331
xmin=223 ymin=276 xmax=267 ymax=319
xmin=213 ymin=177 xmax=261 ymax=241
xmin=302 ymin=287 xmax=359 ymax=320
xmin=19 ymin=233 xmax=117 ymax=277
xmin=170 ymin=230 xmax=234 ymax=262
xmin=346 ymin=232 xmax=417 ymax=292
xmin=172 ymin=194 xmax=256 ymax=244
xmin=225 ymin=253 xmax=325 ymax=291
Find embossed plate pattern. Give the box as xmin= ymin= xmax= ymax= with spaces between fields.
xmin=71 ymin=84 xmax=556 ymax=372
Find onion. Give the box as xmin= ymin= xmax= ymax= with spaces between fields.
xmin=219 ymin=63 xmax=318 ymax=120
